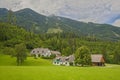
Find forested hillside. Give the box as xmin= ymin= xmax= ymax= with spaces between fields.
xmin=0 ymin=8 xmax=120 ymax=41
xmin=0 ymin=22 xmax=120 ymax=64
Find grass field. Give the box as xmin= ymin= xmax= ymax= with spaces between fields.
xmin=0 ymin=54 xmax=120 ymax=80
xmin=0 ymin=54 xmax=52 ymax=66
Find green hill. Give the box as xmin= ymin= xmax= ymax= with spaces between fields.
xmin=0 ymin=54 xmax=52 ymax=66
xmin=0 ymin=8 xmax=120 ymax=41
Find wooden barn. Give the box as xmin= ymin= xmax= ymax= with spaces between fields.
xmin=91 ymin=54 xmax=105 ymax=66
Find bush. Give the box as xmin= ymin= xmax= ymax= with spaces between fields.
xmin=41 ymin=54 xmax=56 ymax=59
xmin=69 ymin=62 xmax=74 ymax=66
xmin=2 ymin=47 xmax=15 ymax=55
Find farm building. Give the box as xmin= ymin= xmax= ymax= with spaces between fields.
xmin=51 ymin=51 xmax=61 ymax=57
xmin=31 ymin=48 xmax=61 ymax=58
xmin=53 ymin=55 xmax=75 ymax=66
xmin=53 ymin=54 xmax=105 ymax=66
xmin=31 ymin=48 xmax=51 ymax=58
xmin=91 ymin=54 xmax=105 ymax=66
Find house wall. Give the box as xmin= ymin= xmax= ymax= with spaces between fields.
xmin=31 ymin=49 xmax=52 ymax=58
xmin=41 ymin=52 xmax=51 ymax=57
xmin=92 ymin=62 xmax=105 ymax=66
xmin=53 ymin=61 xmax=70 ymax=66
xmin=35 ymin=54 xmax=38 ymax=58
xmin=62 ymin=62 xmax=70 ymax=66
xmin=53 ymin=62 xmax=61 ymax=65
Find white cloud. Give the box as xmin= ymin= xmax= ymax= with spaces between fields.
xmin=0 ymin=0 xmax=120 ymax=24
xmin=113 ymin=19 xmax=120 ymax=27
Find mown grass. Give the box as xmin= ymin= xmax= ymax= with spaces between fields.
xmin=0 ymin=66 xmax=120 ymax=80
xmin=0 ymin=54 xmax=16 ymax=66
xmin=0 ymin=54 xmax=52 ymax=66
xmin=0 ymin=54 xmax=120 ymax=80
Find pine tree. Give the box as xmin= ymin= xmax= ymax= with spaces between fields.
xmin=7 ymin=9 xmax=13 ymax=24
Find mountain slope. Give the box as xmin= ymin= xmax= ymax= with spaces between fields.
xmin=0 ymin=8 xmax=120 ymax=41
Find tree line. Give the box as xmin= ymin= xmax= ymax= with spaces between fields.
xmin=0 ymin=22 xmax=120 ymax=65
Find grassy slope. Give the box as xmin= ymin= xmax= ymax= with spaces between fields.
xmin=47 ymin=28 xmax=63 ymax=33
xmin=0 ymin=54 xmax=120 ymax=80
xmin=0 ymin=54 xmax=52 ymax=66
xmin=0 ymin=54 xmax=16 ymax=66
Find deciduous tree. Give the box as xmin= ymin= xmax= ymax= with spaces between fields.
xmin=15 ymin=43 xmax=27 ymax=65
xmin=75 ymin=46 xmax=91 ymax=66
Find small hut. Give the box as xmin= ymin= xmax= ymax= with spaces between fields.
xmin=91 ymin=54 xmax=105 ymax=66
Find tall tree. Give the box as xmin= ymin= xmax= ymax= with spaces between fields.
xmin=13 ymin=15 xmax=17 ymax=25
xmin=15 ymin=43 xmax=27 ymax=65
xmin=75 ymin=46 xmax=91 ymax=66
xmin=7 ymin=9 xmax=13 ymax=24
xmin=113 ymin=45 xmax=120 ymax=64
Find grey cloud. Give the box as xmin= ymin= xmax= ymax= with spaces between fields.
xmin=0 ymin=0 xmax=120 ymax=25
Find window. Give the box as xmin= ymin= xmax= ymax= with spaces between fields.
xmin=42 ymin=50 xmax=44 ymax=53
xmin=57 ymin=62 xmax=59 ymax=64
xmin=33 ymin=51 xmax=35 ymax=53
xmin=65 ymin=62 xmax=68 ymax=64
xmin=37 ymin=51 xmax=39 ymax=53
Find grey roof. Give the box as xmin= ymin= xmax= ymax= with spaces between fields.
xmin=55 ymin=55 xmax=75 ymax=62
xmin=68 ymin=55 xmax=75 ymax=62
xmin=31 ymin=48 xmax=50 ymax=54
xmin=51 ymin=51 xmax=61 ymax=55
xmin=91 ymin=54 xmax=104 ymax=62
xmin=60 ymin=57 xmax=67 ymax=62
xmin=54 ymin=56 xmax=66 ymax=62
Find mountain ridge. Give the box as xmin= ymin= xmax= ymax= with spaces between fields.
xmin=0 ymin=8 xmax=120 ymax=41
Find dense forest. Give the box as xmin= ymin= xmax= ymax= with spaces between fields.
xmin=0 ymin=22 xmax=120 ymax=64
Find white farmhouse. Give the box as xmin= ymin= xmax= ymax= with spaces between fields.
xmin=31 ymin=48 xmax=51 ymax=58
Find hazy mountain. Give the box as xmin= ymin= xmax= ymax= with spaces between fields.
xmin=0 ymin=8 xmax=120 ymax=41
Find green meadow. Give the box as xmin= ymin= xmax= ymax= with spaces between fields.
xmin=0 ymin=54 xmax=120 ymax=80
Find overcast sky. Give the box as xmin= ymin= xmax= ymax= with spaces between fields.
xmin=0 ymin=0 xmax=120 ymax=26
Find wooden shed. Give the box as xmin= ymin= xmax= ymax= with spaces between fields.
xmin=91 ymin=54 xmax=105 ymax=66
